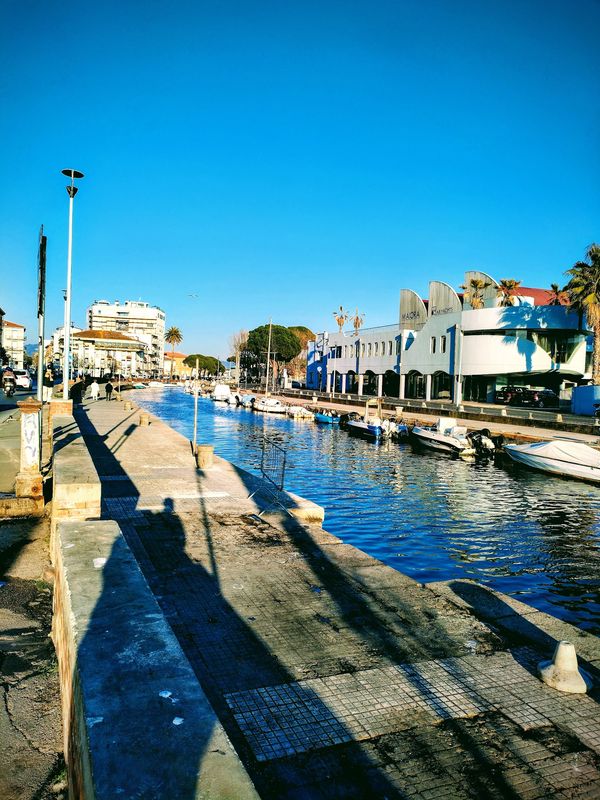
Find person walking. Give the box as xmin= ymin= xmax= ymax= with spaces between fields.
xmin=42 ymin=368 xmax=54 ymax=403
xmin=105 ymin=380 xmax=114 ymax=401
xmin=90 ymin=379 xmax=100 ymax=401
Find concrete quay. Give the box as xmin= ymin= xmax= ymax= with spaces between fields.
xmin=54 ymin=396 xmax=600 ymax=799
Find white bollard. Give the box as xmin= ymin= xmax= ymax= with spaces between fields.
xmin=538 ymin=641 xmax=592 ymax=694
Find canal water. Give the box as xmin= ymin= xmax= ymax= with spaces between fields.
xmin=132 ymin=388 xmax=600 ymax=634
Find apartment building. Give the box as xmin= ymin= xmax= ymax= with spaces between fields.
xmin=1 ymin=320 xmax=26 ymax=369
xmin=87 ymin=300 xmax=166 ymax=376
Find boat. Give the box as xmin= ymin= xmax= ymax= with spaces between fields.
xmin=240 ymin=394 xmax=256 ymax=409
xmin=315 ymin=411 xmax=341 ymax=425
xmin=133 ymin=383 xmax=146 ymax=389
xmin=211 ymin=383 xmax=231 ymax=402
xmin=503 ymin=440 xmax=600 ymax=483
xmin=226 ymin=392 xmax=243 ymax=406
xmin=342 ymin=399 xmax=393 ymax=441
xmin=287 ymin=405 xmax=314 ymax=420
xmin=410 ymin=417 xmax=478 ymax=457
xmin=254 ymin=398 xmax=288 ymax=414
xmin=148 ymin=381 xmax=163 ymax=388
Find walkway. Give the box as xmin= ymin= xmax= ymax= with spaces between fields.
xmin=76 ymin=397 xmax=600 ymax=799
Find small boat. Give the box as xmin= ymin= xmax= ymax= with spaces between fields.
xmin=254 ymin=398 xmax=288 ymax=414
xmin=240 ymin=394 xmax=256 ymax=409
xmin=211 ymin=383 xmax=231 ymax=402
xmin=411 ymin=417 xmax=478 ymax=457
xmin=342 ymin=399 xmax=391 ymax=440
xmin=287 ymin=406 xmax=314 ymax=420
xmin=503 ymin=440 xmax=600 ymax=483
xmin=315 ymin=411 xmax=341 ymax=425
xmin=133 ymin=382 xmax=146 ymax=389
xmin=148 ymin=381 xmax=163 ymax=388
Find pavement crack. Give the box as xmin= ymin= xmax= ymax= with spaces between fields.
xmin=2 ymin=680 xmax=48 ymax=756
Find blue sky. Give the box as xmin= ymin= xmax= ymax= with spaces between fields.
xmin=1 ymin=0 xmax=599 ymax=357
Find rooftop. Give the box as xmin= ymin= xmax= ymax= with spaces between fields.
xmin=3 ymin=320 xmax=25 ymax=329
xmin=73 ymin=329 xmax=141 ymax=343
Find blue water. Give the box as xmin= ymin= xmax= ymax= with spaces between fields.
xmin=133 ymin=388 xmax=600 ymax=634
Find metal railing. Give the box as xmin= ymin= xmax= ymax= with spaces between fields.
xmin=260 ymin=437 xmax=287 ymax=491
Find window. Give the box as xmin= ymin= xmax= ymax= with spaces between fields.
xmin=361 ymin=343 xmax=365 ymax=356
xmin=431 ymin=336 xmax=436 ymax=354
xmin=368 ymin=343 xmax=372 ymax=356
xmin=441 ymin=335 xmax=447 ymax=354
xmin=374 ymin=342 xmax=379 ymax=356
xmin=381 ymin=341 xmax=385 ymax=355
xmin=343 ymin=345 xmax=347 ymax=358
xmin=355 ymin=341 xmax=360 ymax=357
xmin=388 ymin=341 xmax=393 ymax=355
xmin=336 ymin=346 xmax=342 ymax=358
xmin=396 ymin=338 xmax=401 ymax=354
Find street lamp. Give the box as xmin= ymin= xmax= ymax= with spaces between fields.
xmin=61 ymin=168 xmax=84 ymax=399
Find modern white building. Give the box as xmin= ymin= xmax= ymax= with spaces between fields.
xmin=307 ymin=271 xmax=588 ymax=403
xmin=71 ymin=330 xmax=148 ymax=377
xmin=87 ymin=299 xmax=166 ymax=376
xmin=1 ymin=320 xmax=26 ymax=369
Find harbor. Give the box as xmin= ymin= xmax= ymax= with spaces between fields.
xmin=53 ymin=395 xmax=600 ymax=797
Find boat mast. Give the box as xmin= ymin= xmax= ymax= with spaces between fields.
xmin=265 ymin=318 xmax=272 ymax=397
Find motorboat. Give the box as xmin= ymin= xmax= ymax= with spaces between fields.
xmin=226 ymin=392 xmax=243 ymax=405
xmin=287 ymin=405 xmax=314 ymax=420
xmin=341 ymin=399 xmax=392 ymax=441
xmin=211 ymin=383 xmax=231 ymax=402
xmin=315 ymin=411 xmax=341 ymax=425
xmin=132 ymin=382 xmax=146 ymax=389
xmin=503 ymin=439 xmax=600 ymax=483
xmin=411 ymin=417 xmax=479 ymax=457
xmin=240 ymin=394 xmax=256 ymax=409
xmin=254 ymin=398 xmax=288 ymax=414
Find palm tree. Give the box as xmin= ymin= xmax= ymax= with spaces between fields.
xmin=459 ymin=278 xmax=491 ymax=309
xmin=351 ymin=308 xmax=365 ymax=335
xmin=547 ymin=283 xmax=567 ymax=306
xmin=333 ymin=305 xmax=348 ymax=333
xmin=165 ymin=326 xmax=183 ymax=380
xmin=496 ymin=279 xmax=522 ymax=307
xmin=564 ymin=244 xmax=600 ymax=383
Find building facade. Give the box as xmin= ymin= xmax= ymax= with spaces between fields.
xmin=163 ymin=351 xmax=192 ymax=378
xmin=307 ymin=271 xmax=588 ymax=403
xmin=49 ymin=324 xmax=83 ymax=368
xmin=1 ymin=320 xmax=26 ymax=369
xmin=87 ymin=300 xmax=166 ymax=376
xmin=71 ymin=330 xmax=148 ymax=377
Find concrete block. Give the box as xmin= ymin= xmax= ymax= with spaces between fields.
xmin=52 ymin=519 xmax=259 ymax=800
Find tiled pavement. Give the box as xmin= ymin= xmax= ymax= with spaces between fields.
xmin=76 ymin=398 xmax=600 ymax=799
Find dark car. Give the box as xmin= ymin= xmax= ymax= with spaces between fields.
xmin=494 ymin=386 xmax=526 ymax=404
xmin=509 ymin=388 xmax=560 ymax=409
xmin=291 ymin=380 xmax=304 ymax=389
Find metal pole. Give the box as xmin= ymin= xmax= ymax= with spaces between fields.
xmin=36 ymin=228 xmax=46 ymax=404
xmin=265 ymin=318 xmax=272 ymax=396
xmin=193 ymin=357 xmax=199 ymax=453
xmin=63 ymin=186 xmax=74 ymax=398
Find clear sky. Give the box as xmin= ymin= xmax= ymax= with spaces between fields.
xmin=1 ymin=0 xmax=599 ymax=356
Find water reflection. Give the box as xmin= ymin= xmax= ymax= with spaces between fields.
xmin=133 ymin=389 xmax=600 ymax=634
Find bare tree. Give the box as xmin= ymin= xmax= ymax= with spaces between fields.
xmin=229 ymin=329 xmax=248 ymax=384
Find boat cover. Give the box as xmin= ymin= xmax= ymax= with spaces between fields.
xmin=511 ymin=440 xmax=600 ymax=468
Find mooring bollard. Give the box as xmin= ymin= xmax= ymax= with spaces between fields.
xmin=124 ymin=400 xmax=133 ymax=411
xmin=538 ymin=641 xmax=591 ymax=694
xmin=501 ymin=407 xmax=507 ymax=416
xmin=196 ymin=444 xmax=214 ymax=469
xmin=139 ymin=412 xmax=150 ymax=426
xmin=556 ymin=413 xmax=563 ymax=422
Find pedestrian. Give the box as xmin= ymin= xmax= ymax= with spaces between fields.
xmin=105 ymin=380 xmax=114 ymax=401
xmin=90 ymin=379 xmax=100 ymax=401
xmin=43 ymin=368 xmax=54 ymax=403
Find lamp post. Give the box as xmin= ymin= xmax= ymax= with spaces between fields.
xmin=61 ymin=168 xmax=84 ymax=399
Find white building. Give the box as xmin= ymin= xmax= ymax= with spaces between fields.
xmin=1 ymin=320 xmax=26 ymax=369
xmin=87 ymin=300 xmax=166 ymax=376
xmin=49 ymin=324 xmax=83 ymax=367
xmin=71 ymin=330 xmax=148 ymax=377
xmin=307 ymin=271 xmax=588 ymax=404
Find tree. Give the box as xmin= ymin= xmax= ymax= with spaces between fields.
xmin=332 ymin=306 xmax=348 ymax=333
xmin=565 ymin=244 xmax=600 ymax=384
xmin=183 ymin=354 xmax=223 ymax=375
xmin=350 ymin=308 xmax=364 ymax=335
xmin=0 ymin=345 xmax=7 ymax=365
xmin=460 ymin=278 xmax=491 ymax=309
xmin=547 ymin=283 xmax=568 ymax=306
xmin=165 ymin=326 xmax=183 ymax=379
xmin=228 ymin=329 xmax=248 ymax=384
xmin=287 ymin=325 xmax=315 ymax=379
xmin=247 ymin=325 xmax=302 ymax=363
xmin=496 ymin=279 xmax=522 ymax=307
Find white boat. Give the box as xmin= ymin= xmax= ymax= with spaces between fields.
xmin=504 ymin=440 xmax=600 ymax=483
xmin=287 ymin=405 xmax=314 ymax=420
xmin=211 ymin=383 xmax=231 ymax=402
xmin=226 ymin=392 xmax=243 ymax=405
xmin=148 ymin=381 xmax=163 ymax=388
xmin=254 ymin=398 xmax=288 ymax=414
xmin=240 ymin=394 xmax=256 ymax=409
xmin=346 ymin=416 xmax=386 ymax=440
xmin=411 ymin=417 xmax=476 ymax=457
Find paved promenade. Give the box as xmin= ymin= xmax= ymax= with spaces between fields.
xmin=76 ymin=397 xmax=600 ymax=799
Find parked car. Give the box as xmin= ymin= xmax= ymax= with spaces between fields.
xmin=291 ymin=380 xmax=305 ymax=389
xmin=14 ymin=370 xmax=32 ymax=390
xmin=509 ymin=388 xmax=560 ymax=409
xmin=494 ymin=386 xmax=526 ymax=404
